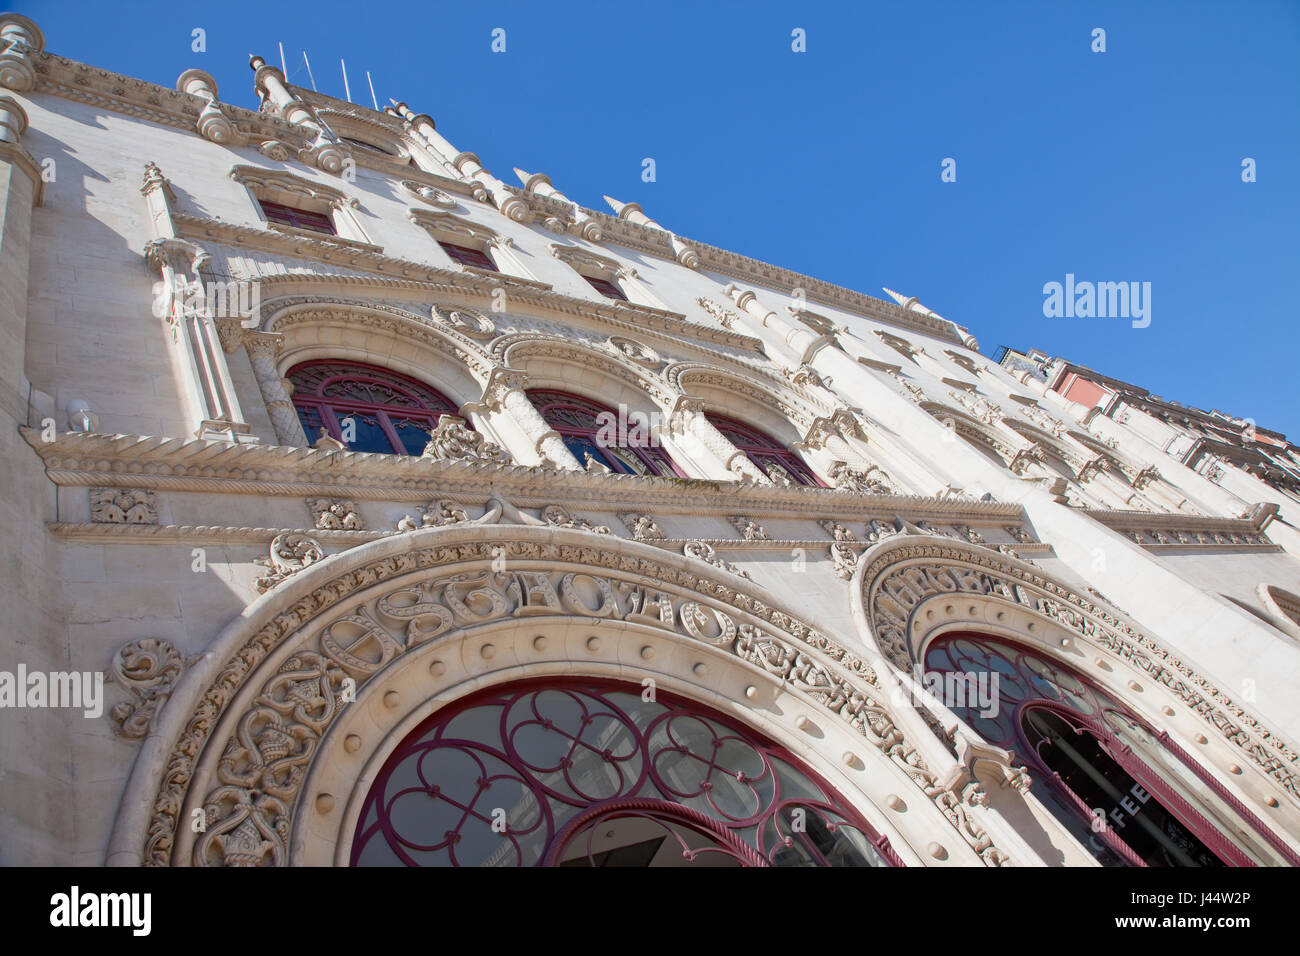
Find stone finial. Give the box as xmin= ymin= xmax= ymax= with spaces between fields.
xmin=0 ymin=14 xmax=45 ymax=92
xmin=178 ymin=69 xmax=235 ymax=144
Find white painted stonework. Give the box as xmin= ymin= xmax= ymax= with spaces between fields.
xmin=2 ymin=14 xmax=1299 ymax=866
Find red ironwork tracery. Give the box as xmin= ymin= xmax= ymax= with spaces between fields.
xmin=706 ymin=412 xmax=825 ymax=487
xmin=350 ymin=678 xmax=901 ymax=867
xmin=528 ymin=389 xmax=685 ymax=477
xmin=287 ymin=360 xmax=460 ymax=455
xmin=922 ymin=632 xmax=1298 ymax=868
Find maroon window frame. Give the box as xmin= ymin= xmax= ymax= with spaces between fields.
xmin=583 ymin=275 xmax=628 ymax=301
xmin=706 ymin=412 xmax=826 ymax=487
xmin=258 ymin=198 xmax=336 ymax=235
xmin=350 ymin=677 xmax=902 ymax=867
xmin=286 ymin=359 xmax=460 ymax=455
xmin=922 ymin=632 xmax=1300 ymax=868
xmin=439 ymin=240 xmax=498 ymax=272
xmin=529 ymin=388 xmax=686 ymax=478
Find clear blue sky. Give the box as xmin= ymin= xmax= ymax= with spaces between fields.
xmin=18 ymin=0 xmax=1300 ymax=436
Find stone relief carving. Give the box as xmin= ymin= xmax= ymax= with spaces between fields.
xmin=728 ymin=516 xmax=769 ymax=541
xmin=829 ymin=461 xmax=895 ymax=495
xmin=696 ymin=296 xmax=740 ymax=330
xmin=1004 ymin=525 xmax=1034 ymax=544
xmin=153 ymin=538 xmax=1008 ymax=868
xmin=820 ymin=519 xmax=857 ymax=542
xmin=831 ymin=543 xmax=859 ymax=580
xmin=421 ymin=415 xmax=511 ymax=464
xmin=429 ymin=304 xmax=496 ymax=341
xmin=607 ymin=336 xmax=662 ymax=369
xmin=683 ymin=540 xmax=750 ymax=579
xmin=397 ymin=498 xmax=470 ymax=532
xmin=90 ymin=488 xmax=158 ymax=524
xmin=307 ymin=498 xmax=363 ymax=531
xmin=253 ymin=533 xmax=325 ymax=593
xmin=109 ymin=638 xmax=184 ymax=739
xmin=619 ymin=512 xmax=666 ymax=540
xmin=542 ymin=504 xmax=610 ymax=535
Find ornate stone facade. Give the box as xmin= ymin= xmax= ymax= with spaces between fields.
xmin=3 ymin=16 xmax=1299 ymax=870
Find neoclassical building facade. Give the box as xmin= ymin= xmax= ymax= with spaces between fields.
xmin=2 ymin=13 xmax=1300 ymax=867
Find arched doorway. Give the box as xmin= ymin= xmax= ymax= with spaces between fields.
xmin=349 ymin=677 xmax=900 ymax=867
xmin=923 ymin=632 xmax=1297 ymax=867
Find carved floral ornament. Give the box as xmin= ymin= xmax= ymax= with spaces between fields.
xmin=853 ymin=535 xmax=1300 ymax=803
xmin=112 ymin=525 xmax=1015 ymax=868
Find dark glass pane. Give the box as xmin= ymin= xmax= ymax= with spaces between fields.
xmin=439 ymin=241 xmax=498 ymax=271
xmin=259 ymin=199 xmax=336 ymax=235
xmin=337 ymin=413 xmax=396 ymax=454
xmin=584 ymin=275 xmax=627 ymax=300
xmin=390 ymin=416 xmax=437 ymax=456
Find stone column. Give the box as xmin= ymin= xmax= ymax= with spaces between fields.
xmin=244 ymin=332 xmax=308 ymax=447
xmin=477 ymin=368 xmax=582 ymax=470
xmin=142 ymin=164 xmax=257 ymax=444
xmin=666 ymin=396 xmax=769 ymax=483
xmin=250 ymin=55 xmax=344 ymax=173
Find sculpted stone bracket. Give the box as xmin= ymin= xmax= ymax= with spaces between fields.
xmin=119 ymin=526 xmax=1012 ymax=868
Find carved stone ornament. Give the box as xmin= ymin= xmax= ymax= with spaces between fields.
xmin=728 ymin=515 xmax=769 ymax=541
xmin=683 ymin=540 xmax=750 ymax=579
xmin=542 ymin=504 xmax=610 ymax=535
xmin=90 ymin=488 xmax=158 ymax=524
xmin=429 ymin=304 xmax=496 ymax=341
xmin=696 ymin=296 xmax=740 ymax=330
xmin=829 ymin=462 xmax=895 ymax=495
xmin=401 ymin=181 xmax=457 ymax=208
xmin=253 ymin=533 xmax=325 ymax=593
xmin=397 ymin=498 xmax=470 ymax=532
xmin=820 ymin=519 xmax=857 ymax=542
xmin=1004 ymin=525 xmax=1034 ymax=544
xmin=307 ymin=498 xmax=363 ymax=532
xmin=831 ymin=543 xmax=859 ymax=580
xmin=421 ymin=415 xmax=511 ymax=464
xmin=607 ymin=336 xmax=662 ymax=369
xmin=109 ymin=638 xmax=184 ymax=739
xmin=125 ymin=525 xmax=1025 ymax=870
xmin=257 ymin=140 xmax=292 ymax=162
xmin=619 ymin=512 xmax=665 ymax=540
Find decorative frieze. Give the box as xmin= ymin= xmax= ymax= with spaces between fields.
xmin=421 ymin=415 xmax=512 ymax=464
xmin=619 ymin=512 xmax=666 ymax=540
xmin=307 ymin=498 xmax=363 ymax=531
xmin=683 ymin=540 xmax=749 ymax=579
xmin=397 ymin=498 xmax=470 ymax=532
xmin=542 ymin=504 xmax=610 ymax=534
xmin=90 ymin=488 xmax=157 ymax=524
xmin=729 ymin=516 xmax=769 ymax=541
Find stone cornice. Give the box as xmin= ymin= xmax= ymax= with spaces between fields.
xmin=23 ymin=429 xmax=1025 ymax=524
xmin=508 ymin=188 xmax=966 ymax=346
xmin=33 ymin=47 xmax=968 ymax=351
xmin=172 ymin=219 xmax=765 ymax=353
xmin=1083 ymin=508 xmax=1271 ymax=534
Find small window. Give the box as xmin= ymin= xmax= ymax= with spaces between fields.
xmin=259 ymin=199 xmax=336 ymax=236
xmin=584 ymin=275 xmax=627 ymax=301
xmin=439 ymin=240 xmax=498 ymax=272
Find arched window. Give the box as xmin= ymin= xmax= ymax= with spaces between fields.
xmin=529 ymin=389 xmax=684 ymax=477
xmin=923 ymin=633 xmax=1298 ymax=867
xmin=350 ymin=678 xmax=900 ymax=867
xmin=287 ymin=360 xmax=460 ymax=455
xmin=706 ymin=413 xmax=825 ymax=487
